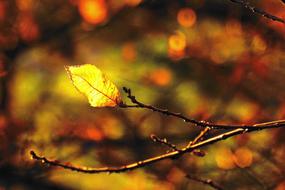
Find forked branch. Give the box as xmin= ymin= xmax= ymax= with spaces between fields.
xmin=31 ymin=88 xmax=285 ymax=174
xmin=30 ymin=126 xmax=283 ymax=173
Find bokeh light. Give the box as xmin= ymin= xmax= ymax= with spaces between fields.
xmin=17 ymin=14 xmax=39 ymax=42
xmin=233 ymin=147 xmax=253 ymax=168
xmin=148 ymin=67 xmax=172 ymax=86
xmin=177 ymin=8 xmax=196 ymax=27
xmin=168 ymin=31 xmax=186 ymax=60
xmin=78 ymin=0 xmax=108 ymax=25
xmin=215 ymin=147 xmax=235 ymax=170
xmin=121 ymin=42 xmax=137 ymax=62
xmin=0 ymin=1 xmax=6 ymax=21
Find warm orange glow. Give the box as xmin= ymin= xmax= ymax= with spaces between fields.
xmin=177 ymin=8 xmax=196 ymax=27
xmin=166 ymin=167 xmax=185 ymax=183
xmin=0 ymin=1 xmax=6 ymax=21
xmin=0 ymin=114 xmax=7 ymax=130
xmin=276 ymin=181 xmax=285 ymax=190
xmin=124 ymin=0 xmax=142 ymax=7
xmin=168 ymin=49 xmax=185 ymax=61
xmin=16 ymin=0 xmax=33 ymax=11
xmin=78 ymin=0 xmax=108 ymax=25
xmin=233 ymin=147 xmax=253 ymax=168
xmin=225 ymin=20 xmax=242 ymax=36
xmin=168 ymin=31 xmax=186 ymax=52
xmin=85 ymin=127 xmax=104 ymax=141
xmin=215 ymin=147 xmax=235 ymax=170
xmin=122 ymin=42 xmax=137 ymax=62
xmin=168 ymin=31 xmax=187 ymax=60
xmin=149 ymin=68 xmax=172 ymax=86
xmin=18 ymin=14 xmax=39 ymax=42
xmin=252 ymin=35 xmax=267 ymax=53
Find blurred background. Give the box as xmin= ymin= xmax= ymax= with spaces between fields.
xmin=0 ymin=0 xmax=285 ymax=189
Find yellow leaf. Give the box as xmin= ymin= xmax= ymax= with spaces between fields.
xmin=65 ymin=64 xmax=121 ymax=107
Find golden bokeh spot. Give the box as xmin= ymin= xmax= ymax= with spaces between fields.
xmin=177 ymin=8 xmax=197 ymax=27
xmin=122 ymin=42 xmax=137 ymax=62
xmin=168 ymin=31 xmax=187 ymax=52
xmin=78 ymin=0 xmax=108 ymax=25
xmin=215 ymin=147 xmax=236 ymax=170
xmin=233 ymin=147 xmax=253 ymax=168
xmin=168 ymin=31 xmax=186 ymax=60
xmin=149 ymin=67 xmax=172 ymax=86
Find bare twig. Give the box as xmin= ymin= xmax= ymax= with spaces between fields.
xmin=121 ymin=87 xmax=285 ymax=130
xmin=229 ymin=0 xmax=285 ymax=24
xmin=187 ymin=127 xmax=210 ymax=157
xmin=150 ymin=134 xmax=180 ymax=151
xmin=30 ymin=124 xmax=284 ymax=174
xmin=185 ymin=174 xmax=224 ymax=190
xmin=187 ymin=127 xmax=211 ymax=148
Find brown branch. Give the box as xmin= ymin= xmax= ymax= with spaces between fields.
xmin=30 ymin=88 xmax=285 ymax=174
xmin=229 ymin=0 xmax=285 ymax=24
xmin=120 ymin=87 xmax=285 ymax=130
xmin=185 ymin=174 xmax=224 ymax=190
xmin=30 ymin=123 xmax=284 ymax=174
xmin=150 ymin=134 xmax=180 ymax=151
xmin=187 ymin=127 xmax=210 ymax=157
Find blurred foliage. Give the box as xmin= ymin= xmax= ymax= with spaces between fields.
xmin=0 ymin=0 xmax=285 ymax=189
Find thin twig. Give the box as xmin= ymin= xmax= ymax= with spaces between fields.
xmin=121 ymin=87 xmax=285 ymax=130
xmin=30 ymin=125 xmax=284 ymax=174
xmin=229 ymin=0 xmax=285 ymax=24
xmin=187 ymin=127 xmax=211 ymax=148
xmin=185 ymin=174 xmax=224 ymax=190
xmin=187 ymin=127 xmax=210 ymax=157
xmin=150 ymin=134 xmax=180 ymax=151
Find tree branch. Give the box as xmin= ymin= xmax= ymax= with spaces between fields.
xmin=228 ymin=0 xmax=285 ymax=24
xmin=187 ymin=127 xmax=210 ymax=157
xmin=120 ymin=87 xmax=285 ymax=130
xmin=185 ymin=174 xmax=224 ymax=190
xmin=30 ymin=123 xmax=284 ymax=174
xmin=150 ymin=134 xmax=180 ymax=151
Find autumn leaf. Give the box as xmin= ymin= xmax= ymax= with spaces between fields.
xmin=65 ymin=64 xmax=121 ymax=107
